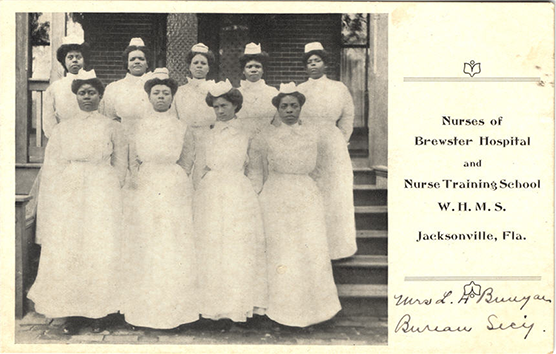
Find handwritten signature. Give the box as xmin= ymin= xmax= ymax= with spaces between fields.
xmin=395 ymin=313 xmax=535 ymax=339
xmin=393 ymin=282 xmax=551 ymax=339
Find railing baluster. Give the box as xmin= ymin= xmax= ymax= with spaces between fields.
xmin=36 ymin=92 xmax=42 ymax=147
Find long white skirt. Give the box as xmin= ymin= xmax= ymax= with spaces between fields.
xmin=316 ymin=126 xmax=357 ymax=259
xmin=194 ymin=170 xmax=267 ymax=322
xmin=28 ymin=163 xmax=122 ymax=319
xmin=122 ymin=163 xmax=199 ymax=329
xmin=260 ymin=173 xmax=341 ymax=327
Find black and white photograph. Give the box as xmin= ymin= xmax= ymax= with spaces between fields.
xmin=13 ymin=12 xmax=389 ymax=346
xmin=5 ymin=3 xmax=553 ymax=354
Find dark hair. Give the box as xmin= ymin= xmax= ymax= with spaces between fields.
xmin=186 ymin=50 xmax=216 ymax=68
xmin=71 ymin=78 xmax=105 ymax=96
xmin=122 ymin=46 xmax=151 ymax=71
xmin=239 ymin=52 xmax=269 ymax=71
xmin=144 ymin=77 xmax=178 ymax=96
xmin=302 ymin=49 xmax=328 ymax=66
xmin=205 ymin=88 xmax=243 ymax=113
xmin=56 ymin=42 xmax=91 ymax=72
xmin=271 ymin=92 xmax=306 ymax=109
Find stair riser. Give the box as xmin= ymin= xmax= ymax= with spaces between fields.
xmin=355 ymin=213 xmax=388 ymax=230
xmin=354 ymin=189 xmax=387 ymax=206
xmin=353 ymin=171 xmax=376 ymax=185
xmin=337 ymin=297 xmax=387 ymax=317
xmin=333 ymin=267 xmax=387 ymax=285
xmin=356 ymin=237 xmax=387 ymax=255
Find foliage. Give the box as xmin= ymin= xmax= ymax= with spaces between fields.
xmin=30 ymin=13 xmax=49 ymax=46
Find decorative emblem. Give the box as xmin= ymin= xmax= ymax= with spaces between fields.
xmin=463 ymin=60 xmax=481 ymax=77
xmin=458 ymin=281 xmax=482 ymax=303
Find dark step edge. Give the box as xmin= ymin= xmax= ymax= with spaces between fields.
xmin=337 ymin=284 xmax=387 ymax=298
xmin=357 ymin=230 xmax=387 ymax=238
xmin=353 ymin=184 xmax=387 ymax=191
xmin=355 ymin=206 xmax=388 ymax=213
xmin=333 ymin=255 xmax=387 ymax=268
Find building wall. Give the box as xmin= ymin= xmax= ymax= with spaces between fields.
xmin=80 ymin=13 xmax=166 ymax=85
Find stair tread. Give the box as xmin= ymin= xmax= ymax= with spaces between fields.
xmin=338 ymin=284 xmax=387 ymax=298
xmin=357 ymin=230 xmax=387 ymax=238
xmin=334 ymin=255 xmax=387 ymax=267
xmin=355 ymin=206 xmax=388 ymax=213
xmin=353 ymin=184 xmax=386 ymax=191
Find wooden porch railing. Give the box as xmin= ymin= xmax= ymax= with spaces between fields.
xmin=28 ymin=79 xmax=49 ymax=163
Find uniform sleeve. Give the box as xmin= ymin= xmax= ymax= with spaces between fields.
xmin=110 ymin=122 xmax=128 ymax=187
xmin=173 ymin=87 xmax=187 ymax=122
xmin=192 ymin=129 xmax=209 ymax=190
xmin=309 ymin=129 xmax=326 ymax=181
xmin=177 ymin=126 xmax=195 ymax=175
xmin=247 ymin=132 xmax=269 ymax=194
xmin=42 ymin=85 xmax=57 ymax=139
xmin=127 ymin=134 xmax=140 ymax=189
xmin=337 ymin=84 xmax=355 ymax=142
xmin=99 ymin=83 xmax=119 ymax=122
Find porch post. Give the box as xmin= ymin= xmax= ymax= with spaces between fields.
xmin=368 ymin=14 xmax=388 ymax=184
xmin=16 ymin=13 xmax=30 ymax=163
xmin=50 ymin=13 xmax=65 ymax=83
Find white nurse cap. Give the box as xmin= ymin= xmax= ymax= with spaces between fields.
xmin=244 ymin=43 xmax=262 ymax=55
xmin=209 ymin=79 xmax=233 ymax=97
xmin=62 ymin=34 xmax=84 ymax=45
xmin=129 ymin=37 xmax=145 ymax=47
xmin=304 ymin=42 xmax=324 ymax=53
xmin=278 ymin=82 xmax=298 ymax=94
xmin=76 ymin=68 xmax=97 ymax=80
xmin=191 ymin=43 xmax=209 ymax=53
xmin=151 ymin=67 xmax=170 ymax=80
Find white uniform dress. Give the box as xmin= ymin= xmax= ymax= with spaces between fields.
xmin=236 ymin=79 xmax=278 ymax=135
xmin=174 ymin=78 xmax=216 ymax=136
xmin=122 ymin=111 xmax=198 ymax=329
xmin=193 ymin=118 xmax=267 ymax=322
xmin=28 ymin=111 xmax=126 ymax=319
xmin=250 ymin=123 xmax=341 ymax=327
xmin=43 ymin=72 xmax=81 ymax=139
xmin=298 ymin=75 xmax=357 ymax=260
xmin=27 ymin=73 xmax=82 ymax=220
xmin=100 ymin=73 xmax=151 ymax=143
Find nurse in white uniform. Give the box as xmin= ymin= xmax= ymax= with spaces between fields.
xmin=297 ymin=42 xmax=357 ymax=260
xmin=236 ymin=43 xmax=278 ymax=135
xmin=100 ymin=37 xmax=152 ymax=143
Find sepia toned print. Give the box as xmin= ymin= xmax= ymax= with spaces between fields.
xmin=3 ymin=2 xmax=553 ymax=354
xmin=12 ymin=11 xmax=389 ymax=346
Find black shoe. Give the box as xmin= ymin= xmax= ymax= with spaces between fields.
xmin=91 ymin=318 xmax=106 ymax=333
xmin=212 ymin=319 xmax=233 ymax=332
xmin=62 ymin=317 xmax=83 ymax=335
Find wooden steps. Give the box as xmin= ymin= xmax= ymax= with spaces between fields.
xmin=333 ymin=166 xmax=387 ymax=318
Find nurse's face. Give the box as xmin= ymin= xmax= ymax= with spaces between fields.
xmin=76 ymin=84 xmax=101 ymax=112
xmin=212 ymin=97 xmax=236 ymax=122
xmin=306 ymin=54 xmax=325 ymax=80
xmin=149 ymin=84 xmax=173 ymax=112
xmin=278 ymin=95 xmax=301 ymax=125
xmin=243 ymin=60 xmax=264 ymax=83
xmin=190 ymin=54 xmax=210 ymax=79
xmin=65 ymin=51 xmax=84 ymax=75
xmin=128 ymin=50 xmax=148 ymax=77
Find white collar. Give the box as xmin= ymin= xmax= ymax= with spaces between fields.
xmin=76 ymin=110 xmax=98 ymax=120
xmin=125 ymin=72 xmax=145 ymax=83
xmin=277 ymin=120 xmax=304 ymax=136
xmin=212 ymin=117 xmax=241 ymax=133
xmin=240 ymin=79 xmax=266 ymax=90
xmin=308 ymin=75 xmax=328 ymax=83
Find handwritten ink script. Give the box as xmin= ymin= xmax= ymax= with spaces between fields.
xmin=393 ymin=282 xmax=552 ymax=339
